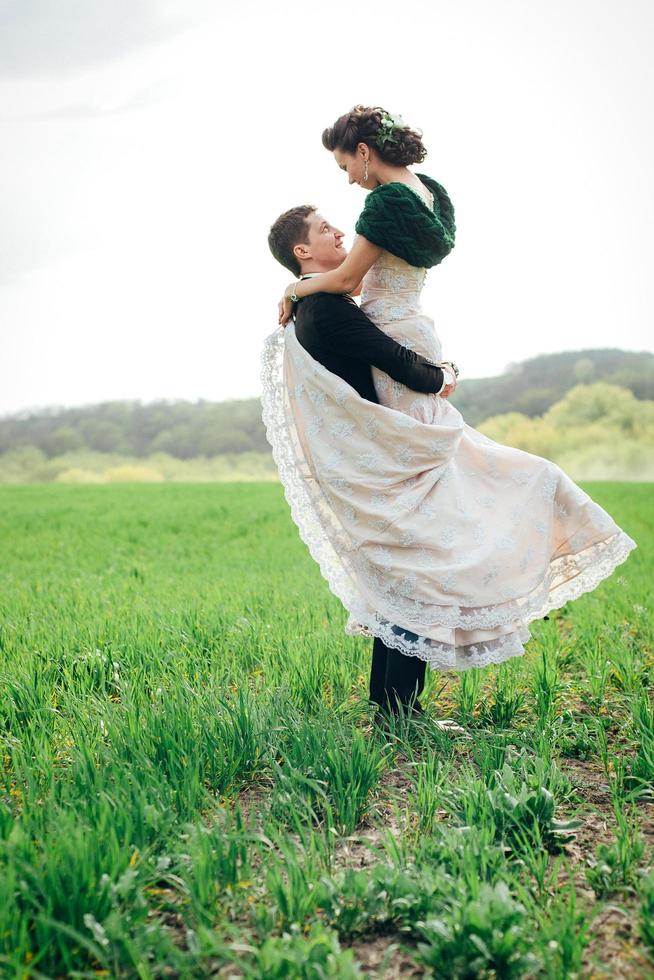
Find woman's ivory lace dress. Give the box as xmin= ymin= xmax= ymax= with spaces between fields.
xmin=260 ymin=251 xmax=637 ymax=671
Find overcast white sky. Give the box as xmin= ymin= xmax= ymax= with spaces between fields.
xmin=1 ymin=0 xmax=652 ymax=417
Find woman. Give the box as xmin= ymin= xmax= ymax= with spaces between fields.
xmin=261 ymin=105 xmax=636 ymax=673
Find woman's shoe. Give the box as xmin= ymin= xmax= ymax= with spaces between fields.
xmin=432 ymin=718 xmax=467 ymax=734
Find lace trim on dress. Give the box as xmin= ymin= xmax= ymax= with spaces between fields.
xmin=350 ymin=528 xmax=636 ymax=630
xmin=345 ymin=616 xmax=533 ymax=672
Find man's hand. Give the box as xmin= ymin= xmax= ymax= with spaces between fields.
xmin=437 ymin=361 xmax=459 ymax=398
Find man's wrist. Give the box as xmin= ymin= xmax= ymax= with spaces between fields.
xmin=425 ymin=361 xmax=453 ymax=393
xmin=436 ymin=360 xmax=459 ymax=392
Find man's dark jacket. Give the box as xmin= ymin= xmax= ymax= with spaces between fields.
xmin=293 ymin=293 xmax=445 ymax=402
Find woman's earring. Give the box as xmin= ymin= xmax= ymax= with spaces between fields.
xmin=363 ymin=159 xmax=369 ymax=182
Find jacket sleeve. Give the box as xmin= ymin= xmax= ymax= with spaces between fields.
xmin=313 ymin=295 xmax=445 ymax=394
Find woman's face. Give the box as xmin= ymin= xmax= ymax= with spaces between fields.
xmin=332 ymin=144 xmax=375 ymax=190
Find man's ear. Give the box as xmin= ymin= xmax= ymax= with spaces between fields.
xmin=292 ymin=242 xmax=311 ymax=262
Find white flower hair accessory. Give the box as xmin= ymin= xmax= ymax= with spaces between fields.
xmin=375 ymin=110 xmax=406 ymax=149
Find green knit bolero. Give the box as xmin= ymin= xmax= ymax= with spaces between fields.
xmin=354 ymin=172 xmax=456 ymax=269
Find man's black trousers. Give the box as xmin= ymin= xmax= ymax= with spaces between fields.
xmin=369 ymin=635 xmax=427 ymax=711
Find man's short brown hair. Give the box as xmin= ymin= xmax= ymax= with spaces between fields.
xmin=268 ymin=205 xmax=316 ymax=277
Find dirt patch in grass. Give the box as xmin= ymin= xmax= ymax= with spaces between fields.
xmin=344 ymin=936 xmax=427 ymax=977
xmin=553 ymin=758 xmax=654 ymax=979
xmin=583 ymin=903 xmax=653 ymax=980
xmin=231 ymin=778 xmax=272 ymax=830
xmin=564 ymin=757 xmax=613 ymax=808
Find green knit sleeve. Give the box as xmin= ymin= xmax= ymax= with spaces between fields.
xmin=354 ymin=177 xmax=456 ymax=269
xmin=354 ymin=184 xmax=408 ymax=252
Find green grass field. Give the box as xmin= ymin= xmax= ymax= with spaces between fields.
xmin=0 ymin=481 xmax=652 ymax=978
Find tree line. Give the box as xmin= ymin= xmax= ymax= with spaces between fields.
xmin=1 ymin=347 xmax=652 ymax=461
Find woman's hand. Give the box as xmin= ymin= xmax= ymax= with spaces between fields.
xmin=439 ymin=381 xmax=457 ymax=399
xmin=278 ymin=284 xmax=295 ymax=327
xmin=278 ymin=297 xmax=293 ymax=326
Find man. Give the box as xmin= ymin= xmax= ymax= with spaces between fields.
xmin=268 ymin=204 xmax=456 ymax=722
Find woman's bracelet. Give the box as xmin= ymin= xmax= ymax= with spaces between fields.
xmin=289 ymin=280 xmax=302 ymax=303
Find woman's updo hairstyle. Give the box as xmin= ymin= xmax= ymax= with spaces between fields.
xmin=322 ymin=105 xmax=427 ymax=166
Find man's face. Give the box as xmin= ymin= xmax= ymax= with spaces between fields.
xmin=296 ymin=212 xmax=346 ymax=271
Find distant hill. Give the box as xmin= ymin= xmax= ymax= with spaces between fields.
xmin=0 ymin=398 xmax=269 ymax=460
xmin=449 ymin=348 xmax=654 ymax=426
xmin=1 ymin=347 xmax=652 ymax=459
